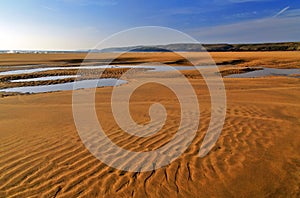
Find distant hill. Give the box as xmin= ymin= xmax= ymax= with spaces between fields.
xmin=1 ymin=42 xmax=299 ymax=54
xmin=97 ymin=42 xmax=300 ymax=52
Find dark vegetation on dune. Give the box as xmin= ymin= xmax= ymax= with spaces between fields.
xmin=98 ymin=42 xmax=300 ymax=52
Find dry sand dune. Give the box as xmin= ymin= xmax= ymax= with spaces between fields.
xmin=0 ymin=65 xmax=299 ymax=197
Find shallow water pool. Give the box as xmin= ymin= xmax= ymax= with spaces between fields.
xmin=10 ymin=75 xmax=79 ymax=82
xmin=0 ymin=78 xmax=127 ymax=93
xmin=225 ymin=68 xmax=300 ymax=78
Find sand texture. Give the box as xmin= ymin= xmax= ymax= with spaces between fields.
xmin=0 ymin=52 xmax=300 ymax=197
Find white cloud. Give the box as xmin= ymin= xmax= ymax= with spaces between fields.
xmin=278 ymin=8 xmax=300 ymax=18
xmin=273 ymin=6 xmax=290 ymax=17
xmin=41 ymin=5 xmax=58 ymax=12
xmin=189 ymin=16 xmax=300 ymax=43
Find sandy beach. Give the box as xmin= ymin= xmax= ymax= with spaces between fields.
xmin=1 ymin=51 xmax=300 ymax=68
xmin=0 ymin=52 xmax=299 ymax=197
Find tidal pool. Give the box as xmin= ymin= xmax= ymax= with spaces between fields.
xmin=0 ymin=78 xmax=127 ymax=93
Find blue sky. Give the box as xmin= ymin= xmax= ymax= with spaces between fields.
xmin=0 ymin=0 xmax=299 ymax=50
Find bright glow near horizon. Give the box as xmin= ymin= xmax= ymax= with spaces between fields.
xmin=0 ymin=0 xmax=299 ymax=50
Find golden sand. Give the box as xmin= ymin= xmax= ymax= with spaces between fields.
xmin=0 ymin=52 xmax=299 ymax=197
xmin=1 ymin=51 xmax=300 ymax=68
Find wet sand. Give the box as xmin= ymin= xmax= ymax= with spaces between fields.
xmin=0 ymin=52 xmax=299 ymax=197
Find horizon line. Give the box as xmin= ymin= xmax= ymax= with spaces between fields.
xmin=0 ymin=41 xmax=299 ymax=52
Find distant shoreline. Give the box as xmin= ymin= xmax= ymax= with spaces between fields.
xmin=1 ymin=41 xmax=299 ymax=54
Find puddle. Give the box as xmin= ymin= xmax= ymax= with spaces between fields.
xmin=0 ymin=66 xmax=111 ymax=76
xmin=0 ymin=65 xmax=212 ymax=76
xmin=0 ymin=78 xmax=127 ymax=93
xmin=5 ymin=65 xmax=298 ymax=94
xmin=0 ymin=65 xmax=212 ymax=94
xmin=10 ymin=75 xmax=79 ymax=82
xmin=225 ymin=68 xmax=300 ymax=78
